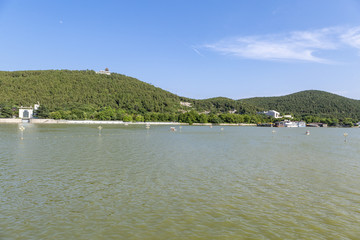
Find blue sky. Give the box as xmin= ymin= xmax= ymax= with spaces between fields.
xmin=1 ymin=0 xmax=360 ymax=100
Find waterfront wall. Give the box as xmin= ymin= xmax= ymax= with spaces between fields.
xmin=29 ymin=119 xmax=185 ymax=125
xmin=2 ymin=118 xmax=255 ymax=126
xmin=0 ymin=118 xmax=22 ymax=123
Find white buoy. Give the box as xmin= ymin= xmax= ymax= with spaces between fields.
xmin=98 ymin=126 xmax=103 ymax=136
xmin=19 ymin=125 xmax=25 ymax=140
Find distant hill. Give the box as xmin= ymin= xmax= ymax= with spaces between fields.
xmin=0 ymin=70 xmax=258 ymax=115
xmin=0 ymin=70 xmax=359 ymax=121
xmin=0 ymin=70 xmax=181 ymax=113
xmin=241 ymin=90 xmax=360 ymax=119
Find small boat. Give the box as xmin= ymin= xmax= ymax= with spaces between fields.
xmin=170 ymin=127 xmax=176 ymax=132
xmin=305 ymin=131 xmax=310 ymax=135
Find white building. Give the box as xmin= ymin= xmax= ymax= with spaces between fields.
xmin=229 ymin=109 xmax=237 ymax=114
xmin=258 ymin=110 xmax=281 ymax=118
xmin=19 ymin=107 xmax=34 ymax=119
xmin=96 ymin=68 xmax=111 ymax=75
xmin=180 ymin=101 xmax=192 ymax=107
xmin=18 ymin=103 xmax=40 ymax=119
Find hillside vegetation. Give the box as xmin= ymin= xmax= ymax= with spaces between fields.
xmin=241 ymin=90 xmax=360 ymax=119
xmin=0 ymin=70 xmax=359 ymax=124
xmin=0 ymin=70 xmax=181 ymax=113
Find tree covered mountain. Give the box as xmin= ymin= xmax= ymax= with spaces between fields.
xmin=0 ymin=70 xmax=359 ymax=123
xmin=0 ymin=70 xmax=181 ymax=113
xmin=241 ymin=90 xmax=360 ymax=119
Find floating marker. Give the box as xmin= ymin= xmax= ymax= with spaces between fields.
xmin=98 ymin=126 xmax=103 ymax=136
xmin=19 ymin=125 xmax=25 ymax=140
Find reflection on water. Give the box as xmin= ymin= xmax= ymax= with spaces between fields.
xmin=1 ymin=124 xmax=360 ymax=239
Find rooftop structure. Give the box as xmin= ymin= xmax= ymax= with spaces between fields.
xmin=257 ymin=110 xmax=281 ymax=118
xmin=96 ymin=68 xmax=111 ymax=75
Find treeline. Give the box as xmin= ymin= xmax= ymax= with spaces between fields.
xmin=34 ymin=106 xmax=272 ymax=124
xmin=1 ymin=102 xmax=358 ymax=125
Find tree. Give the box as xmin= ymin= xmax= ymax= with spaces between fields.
xmin=0 ymin=106 xmax=13 ymax=118
xmin=49 ymin=111 xmax=62 ymax=119
xmin=36 ymin=105 xmax=50 ymax=118
xmin=135 ymin=115 xmax=144 ymax=122
xmin=123 ymin=114 xmax=133 ymax=122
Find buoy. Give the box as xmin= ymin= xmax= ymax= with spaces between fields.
xmin=98 ymin=126 xmax=103 ymax=136
xmin=19 ymin=125 xmax=25 ymax=140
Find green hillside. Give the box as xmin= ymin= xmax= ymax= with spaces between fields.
xmin=182 ymin=97 xmax=260 ymax=114
xmin=0 ymin=70 xmax=181 ymax=113
xmin=241 ymin=90 xmax=360 ymax=119
xmin=0 ymin=70 xmax=359 ymax=124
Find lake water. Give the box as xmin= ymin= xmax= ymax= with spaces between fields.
xmin=1 ymin=124 xmax=360 ymax=239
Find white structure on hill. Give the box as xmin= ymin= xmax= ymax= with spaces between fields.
xmin=257 ymin=110 xmax=281 ymax=118
xmin=180 ymin=101 xmax=192 ymax=107
xmin=96 ymin=68 xmax=111 ymax=75
xmin=229 ymin=109 xmax=237 ymax=114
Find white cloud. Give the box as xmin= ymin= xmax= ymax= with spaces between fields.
xmin=341 ymin=26 xmax=360 ymax=49
xmin=204 ymin=26 xmax=360 ymax=63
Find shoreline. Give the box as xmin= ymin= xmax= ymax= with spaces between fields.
xmin=0 ymin=118 xmax=256 ymax=126
xmin=0 ymin=118 xmax=357 ymax=127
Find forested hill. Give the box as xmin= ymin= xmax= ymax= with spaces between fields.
xmin=0 ymin=70 xmax=259 ymax=115
xmin=241 ymin=90 xmax=360 ymax=119
xmin=0 ymin=70 xmax=181 ymax=113
xmin=1 ymin=70 xmax=360 ymax=121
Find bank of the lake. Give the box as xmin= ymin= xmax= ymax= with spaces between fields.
xmin=0 ymin=118 xmax=259 ymax=126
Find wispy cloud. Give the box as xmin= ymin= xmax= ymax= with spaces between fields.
xmin=204 ymin=26 xmax=360 ymax=63
xmin=192 ymin=46 xmax=204 ymax=57
xmin=341 ymin=26 xmax=360 ymax=49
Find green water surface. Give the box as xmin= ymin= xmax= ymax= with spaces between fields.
xmin=1 ymin=124 xmax=360 ymax=239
